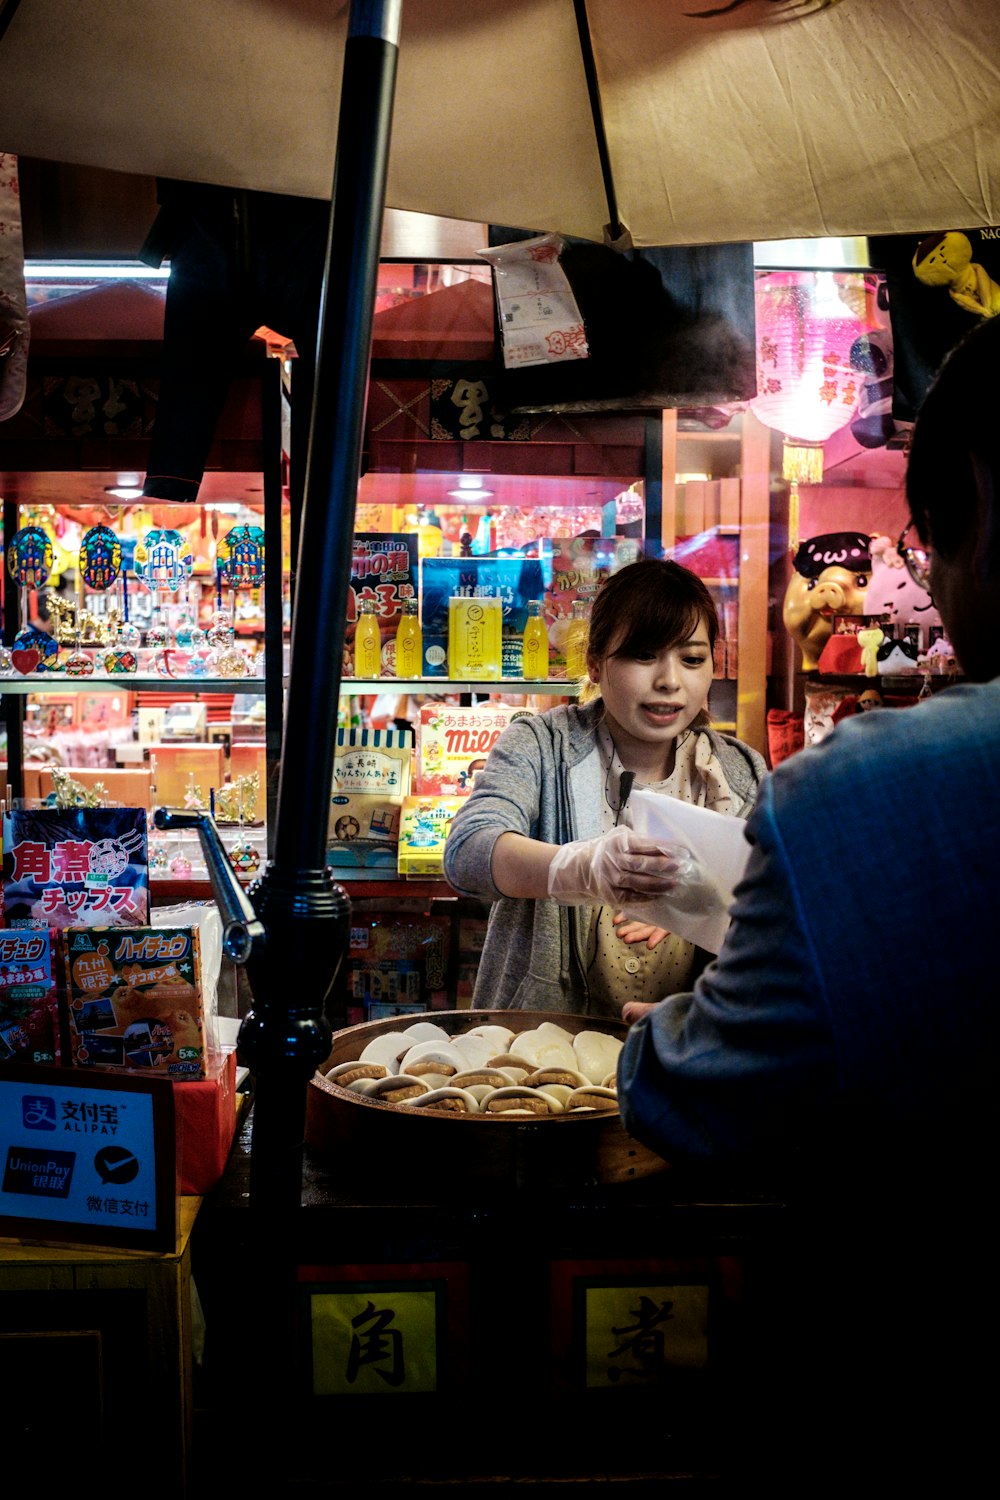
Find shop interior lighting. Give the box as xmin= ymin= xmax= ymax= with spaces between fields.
xmin=25 ymin=260 xmax=170 ymax=280
xmin=447 ymin=475 xmax=494 ymax=501
xmin=103 ymin=483 xmax=145 ymax=500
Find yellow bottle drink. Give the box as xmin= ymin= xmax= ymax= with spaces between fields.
xmin=448 ymin=595 xmax=502 ymax=680
xmin=522 ymin=599 xmax=549 ymax=679
xmin=354 ymin=599 xmax=382 ymax=677
xmin=564 ymin=598 xmax=591 ymax=679
xmin=394 ymin=598 xmax=423 ymax=678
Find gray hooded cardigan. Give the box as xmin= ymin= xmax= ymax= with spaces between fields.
xmin=442 ymin=697 xmax=767 ymax=1013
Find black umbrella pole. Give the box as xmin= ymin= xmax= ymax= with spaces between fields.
xmin=238 ymin=0 xmax=402 ymax=1216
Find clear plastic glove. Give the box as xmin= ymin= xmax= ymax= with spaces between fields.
xmin=547 ymin=825 xmax=686 ymax=909
xmin=644 ymin=843 xmax=722 ymax=915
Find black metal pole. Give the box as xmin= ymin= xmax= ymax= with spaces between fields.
xmin=237 ymin=0 xmax=401 ymax=1214
xmin=261 ymin=356 xmax=285 ymax=861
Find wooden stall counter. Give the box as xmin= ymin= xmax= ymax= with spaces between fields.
xmin=190 ymin=1103 xmax=791 ymax=1493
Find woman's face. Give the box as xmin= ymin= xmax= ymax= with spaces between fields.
xmin=587 ymin=614 xmax=715 ymax=767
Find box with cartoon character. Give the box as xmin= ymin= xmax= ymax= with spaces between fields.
xmin=2 ymin=808 xmax=149 ymax=929
xmin=0 ymin=927 xmax=59 ymax=1066
xmin=396 ymin=794 xmax=467 ymax=877
xmin=63 ymin=925 xmax=207 ymax=1079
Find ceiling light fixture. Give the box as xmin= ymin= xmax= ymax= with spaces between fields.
xmin=446 ymin=475 xmax=494 ymax=501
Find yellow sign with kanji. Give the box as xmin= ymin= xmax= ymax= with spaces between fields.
xmin=584 ymin=1283 xmax=709 ymax=1388
xmin=310 ymin=1287 xmax=439 ymax=1395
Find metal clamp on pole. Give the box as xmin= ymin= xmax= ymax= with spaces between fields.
xmin=153 ymin=807 xmax=266 ymax=964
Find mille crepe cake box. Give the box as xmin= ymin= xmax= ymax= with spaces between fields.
xmin=63 ymin=925 xmax=208 ymax=1079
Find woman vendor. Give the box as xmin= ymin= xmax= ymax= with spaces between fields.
xmin=443 ymin=557 xmax=766 ymax=1017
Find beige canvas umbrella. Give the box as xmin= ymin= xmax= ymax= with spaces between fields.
xmin=0 ymin=0 xmax=998 ymax=246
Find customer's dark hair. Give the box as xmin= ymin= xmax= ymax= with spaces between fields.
xmin=907 ymin=316 xmax=1000 ymax=564
xmin=587 ymin=556 xmax=719 ymax=662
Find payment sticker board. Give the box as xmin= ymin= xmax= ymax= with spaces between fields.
xmin=0 ymin=1063 xmax=177 ymax=1252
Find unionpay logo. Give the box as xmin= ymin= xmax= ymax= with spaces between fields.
xmin=22 ymin=1094 xmax=57 ymax=1131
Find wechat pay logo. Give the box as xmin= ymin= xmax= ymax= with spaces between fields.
xmin=22 ymin=1095 xmax=57 ymax=1131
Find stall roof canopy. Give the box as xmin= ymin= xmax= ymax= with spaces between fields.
xmin=372 ymin=279 xmax=495 ymax=364
xmin=0 ymin=0 xmax=997 ymax=249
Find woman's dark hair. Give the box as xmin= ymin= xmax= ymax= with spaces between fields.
xmin=907 ymin=316 xmax=1000 ymax=563
xmin=586 ymin=556 xmax=719 ymax=661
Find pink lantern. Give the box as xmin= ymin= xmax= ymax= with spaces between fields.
xmin=751 ymin=271 xmax=873 ymax=489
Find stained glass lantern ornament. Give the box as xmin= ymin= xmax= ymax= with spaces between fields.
xmin=7 ymin=526 xmax=54 ymax=588
xmin=79 ymin=525 xmax=122 ymax=591
xmin=750 ymin=270 xmax=874 ymax=550
xmin=135 ymin=528 xmax=192 ymax=593
xmin=103 ymin=647 xmax=138 ymax=675
xmin=63 ymin=646 xmax=95 ymax=678
xmin=218 ymin=524 xmax=265 ymax=588
xmin=116 ymin=621 xmax=142 ymax=650
xmin=228 ymin=836 xmax=261 ymax=878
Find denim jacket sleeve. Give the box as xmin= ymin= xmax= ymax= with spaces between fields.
xmin=617 ymin=775 xmax=838 ymax=1165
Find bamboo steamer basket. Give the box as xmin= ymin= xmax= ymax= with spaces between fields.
xmin=305 ymin=1010 xmax=669 ymax=1197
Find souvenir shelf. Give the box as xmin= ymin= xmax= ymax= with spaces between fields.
xmin=658 ymin=407 xmax=773 ymax=754
xmin=1 ymin=495 xmax=285 ymax=897
xmin=341 ymin=676 xmax=580 ymax=696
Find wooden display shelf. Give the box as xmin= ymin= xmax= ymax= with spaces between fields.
xmin=150 ymin=874 xmax=458 ymax=904
xmin=342 ymin=676 xmax=580 ymax=695
xmin=1 ymin=675 xmax=267 ymax=694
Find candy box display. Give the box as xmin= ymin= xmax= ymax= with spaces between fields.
xmin=419 ymin=555 xmax=547 ymax=678
xmin=0 ymin=927 xmax=59 ymax=1066
xmin=415 ymin=703 xmax=534 ymax=795
xmin=344 ymin=533 xmax=419 ymax=675
xmin=545 ymin=536 xmax=640 ymax=676
xmin=2 ymin=807 xmax=149 ymax=929
xmin=328 ymin=727 xmax=414 ymax=869
xmin=63 ymin=924 xmax=207 ymax=1079
xmin=306 ymin=1010 xmax=668 ymax=1196
xmin=346 ymin=914 xmax=451 ymax=1025
xmin=396 ymin=795 xmax=467 ymax=877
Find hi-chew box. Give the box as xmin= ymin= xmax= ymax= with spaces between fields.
xmin=63 ymin=925 xmax=207 ymax=1079
xmin=0 ymin=927 xmax=59 ymax=1066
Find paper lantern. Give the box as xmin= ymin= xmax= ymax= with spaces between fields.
xmin=751 ymin=272 xmax=873 ymax=537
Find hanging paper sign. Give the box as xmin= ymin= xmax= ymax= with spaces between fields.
xmin=6 ymin=526 xmax=54 ymax=588
xmin=217 ymin=524 xmax=266 ymax=587
xmin=79 ymin=524 xmax=122 ymax=591
xmin=134 ymin=528 xmax=192 ymax=592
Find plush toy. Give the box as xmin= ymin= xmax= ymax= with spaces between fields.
xmin=782 ymin=531 xmax=873 ymax=670
xmin=857 ymin=626 xmax=885 ymax=677
xmin=912 ymin=231 xmax=1000 ymax=318
xmin=867 ymin=534 xmax=939 ymax=625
